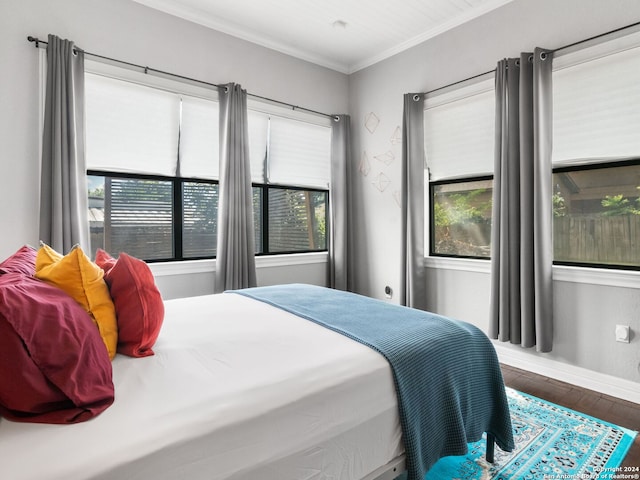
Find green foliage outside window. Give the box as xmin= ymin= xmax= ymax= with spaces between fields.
xmin=432 ymin=181 xmax=493 ymax=258
xmin=433 ymin=189 xmax=491 ymax=227
xmin=601 ymin=189 xmax=640 ymax=216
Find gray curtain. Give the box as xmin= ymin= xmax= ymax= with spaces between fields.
xmin=329 ymin=114 xmax=351 ymax=291
xmin=215 ymin=83 xmax=257 ymax=292
xmin=401 ymin=93 xmax=428 ymax=309
xmin=490 ymin=49 xmax=554 ymax=352
xmin=40 ymin=34 xmax=89 ymax=253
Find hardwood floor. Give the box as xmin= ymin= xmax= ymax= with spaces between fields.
xmin=500 ymin=364 xmax=640 ymax=470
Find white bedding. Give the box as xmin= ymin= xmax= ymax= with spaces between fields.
xmin=0 ymin=292 xmax=404 ymax=480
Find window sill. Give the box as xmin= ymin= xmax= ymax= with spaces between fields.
xmin=552 ymin=264 xmax=640 ymax=289
xmin=424 ymin=256 xmax=640 ymax=288
xmin=149 ymin=259 xmax=216 ymax=277
xmin=424 ymin=256 xmax=491 ymax=274
xmin=255 ymin=251 xmax=328 ymax=268
xmin=149 ymin=251 xmax=328 ymax=278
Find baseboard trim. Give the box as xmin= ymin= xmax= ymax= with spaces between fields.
xmin=494 ymin=343 xmax=640 ymax=405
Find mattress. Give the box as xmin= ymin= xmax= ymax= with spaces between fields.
xmin=0 ymin=292 xmax=404 ymax=480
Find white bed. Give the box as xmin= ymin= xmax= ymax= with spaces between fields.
xmin=0 ymin=292 xmax=405 ymax=480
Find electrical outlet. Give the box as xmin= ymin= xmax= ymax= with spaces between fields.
xmin=384 ymin=286 xmax=393 ymax=299
xmin=615 ymin=325 xmax=630 ymax=343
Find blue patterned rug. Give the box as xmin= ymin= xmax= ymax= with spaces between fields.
xmin=425 ymin=387 xmax=637 ymax=480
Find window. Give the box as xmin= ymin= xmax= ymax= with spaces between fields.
xmin=552 ymin=28 xmax=640 ymax=269
xmin=430 ymin=178 xmax=493 ymax=258
xmin=248 ymin=110 xmax=331 ymax=255
xmin=424 ymin=76 xmax=495 ymax=259
xmin=84 ymin=66 xmax=330 ymax=261
xmin=84 ymin=71 xmax=220 ymax=261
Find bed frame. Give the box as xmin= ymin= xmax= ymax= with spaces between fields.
xmin=369 ymin=433 xmax=495 ymax=480
xmin=365 ymin=456 xmax=406 ymax=480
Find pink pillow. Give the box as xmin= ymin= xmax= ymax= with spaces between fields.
xmin=0 ymin=273 xmax=114 ymax=424
xmin=95 ymin=249 xmax=164 ymax=357
xmin=0 ymin=245 xmax=36 ymax=276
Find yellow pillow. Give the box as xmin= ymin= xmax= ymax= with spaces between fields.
xmin=35 ymin=244 xmax=118 ymax=360
xmin=35 ymin=242 xmax=64 ymax=270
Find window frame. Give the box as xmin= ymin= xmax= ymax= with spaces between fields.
xmin=253 ymin=183 xmax=330 ymax=257
xmin=88 ymin=170 xmax=219 ymax=263
xmin=551 ymin=158 xmax=640 ymax=272
xmin=428 ymin=175 xmax=493 ymax=261
xmin=88 ymin=171 xmax=331 ymax=262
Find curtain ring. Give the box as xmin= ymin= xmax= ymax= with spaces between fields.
xmin=413 ymin=94 xmax=421 ymax=102
xmin=515 ymin=59 xmax=520 ymax=67
xmin=144 ymin=66 xmax=149 ymax=74
xmin=528 ymin=54 xmax=533 ymax=63
xmin=540 ymin=51 xmax=547 ymax=61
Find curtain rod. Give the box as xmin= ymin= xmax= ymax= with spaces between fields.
xmin=422 ymin=18 xmax=640 ymax=96
xmin=27 ymin=35 xmax=338 ymax=121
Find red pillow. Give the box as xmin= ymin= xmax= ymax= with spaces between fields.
xmin=0 ymin=274 xmax=114 ymax=424
xmin=0 ymin=245 xmax=36 ymax=276
xmin=95 ymin=249 xmax=164 ymax=357
xmin=95 ymin=248 xmax=117 ymax=274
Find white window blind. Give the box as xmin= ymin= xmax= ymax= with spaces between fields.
xmin=85 ymin=73 xmax=180 ymax=176
xmin=85 ymin=65 xmax=331 ymax=189
xmin=247 ymin=111 xmax=269 ymax=183
xmin=268 ymin=116 xmax=331 ymax=188
xmin=553 ymin=30 xmax=640 ymax=166
xmin=424 ymin=77 xmax=495 ymax=181
xmin=179 ymin=95 xmax=219 ymax=179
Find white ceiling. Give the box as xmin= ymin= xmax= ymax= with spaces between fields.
xmin=131 ymin=0 xmax=515 ymax=73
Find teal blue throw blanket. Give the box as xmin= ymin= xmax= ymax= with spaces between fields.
xmin=231 ymin=284 xmax=514 ymax=480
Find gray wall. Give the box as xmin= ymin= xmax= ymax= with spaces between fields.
xmin=150 ymin=254 xmax=329 ymax=300
xmin=348 ymin=0 xmax=640 ymax=390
